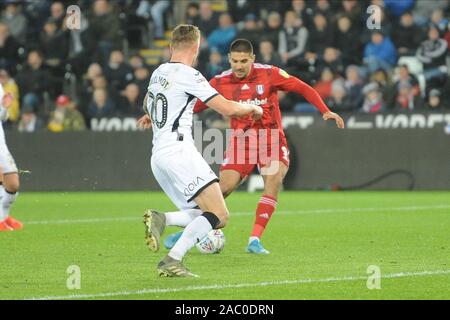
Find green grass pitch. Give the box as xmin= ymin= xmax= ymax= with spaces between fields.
xmin=0 ymin=191 xmax=449 ymax=300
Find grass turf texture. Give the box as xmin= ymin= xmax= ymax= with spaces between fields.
xmin=0 ymin=191 xmax=449 ymax=300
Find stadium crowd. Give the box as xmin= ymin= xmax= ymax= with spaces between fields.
xmin=0 ymin=0 xmax=450 ymax=132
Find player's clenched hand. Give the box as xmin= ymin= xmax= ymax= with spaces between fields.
xmin=1 ymin=93 xmax=13 ymax=109
xmin=323 ymin=111 xmax=345 ymax=129
xmin=137 ymin=114 xmax=152 ymax=129
xmin=252 ymin=105 xmax=263 ymax=121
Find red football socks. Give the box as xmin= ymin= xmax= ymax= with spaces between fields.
xmin=251 ymin=195 xmax=277 ymax=239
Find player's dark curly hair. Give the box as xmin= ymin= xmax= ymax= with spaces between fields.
xmin=230 ymin=39 xmax=253 ymax=54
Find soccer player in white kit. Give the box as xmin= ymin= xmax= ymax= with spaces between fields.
xmin=0 ymin=84 xmax=22 ymax=231
xmin=138 ymin=24 xmax=263 ymax=277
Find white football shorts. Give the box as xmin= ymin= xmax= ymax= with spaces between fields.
xmin=0 ymin=143 xmax=18 ymax=174
xmin=151 ymin=142 xmax=218 ymax=211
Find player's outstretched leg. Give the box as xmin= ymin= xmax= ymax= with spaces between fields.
xmin=158 ymin=182 xmax=228 ymax=277
xmin=143 ymin=209 xmax=166 ymax=252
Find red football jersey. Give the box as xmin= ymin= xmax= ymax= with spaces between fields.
xmin=194 ymin=63 xmax=330 ymax=135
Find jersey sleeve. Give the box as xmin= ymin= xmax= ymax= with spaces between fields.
xmin=0 ymin=85 xmax=7 ymax=121
xmin=271 ymin=66 xmax=330 ymax=114
xmin=193 ymin=77 xmax=217 ymax=113
xmin=182 ymin=69 xmax=219 ymax=104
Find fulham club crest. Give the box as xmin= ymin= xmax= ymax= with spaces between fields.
xmin=256 ymin=84 xmax=264 ymax=95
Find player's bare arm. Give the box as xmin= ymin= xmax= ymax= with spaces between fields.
xmin=206 ymin=94 xmax=263 ymax=120
xmin=137 ymin=92 xmax=152 ymax=129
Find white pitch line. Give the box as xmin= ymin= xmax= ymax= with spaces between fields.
xmin=27 ymin=269 xmax=450 ymax=300
xmin=24 ymin=205 xmax=450 ymax=226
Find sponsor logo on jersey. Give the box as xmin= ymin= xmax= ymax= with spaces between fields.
xmin=256 ymin=84 xmax=264 ymax=95
xmin=259 ymin=213 xmax=270 ymax=219
xmin=241 ymin=84 xmax=250 ymax=90
xmin=238 ymin=98 xmax=268 ymax=106
xmin=184 ymin=176 xmax=205 ymax=197
xmin=279 ymin=69 xmax=290 ymax=78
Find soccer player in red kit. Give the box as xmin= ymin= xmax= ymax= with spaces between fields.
xmin=160 ymin=38 xmax=344 ymax=254
xmin=196 ymin=39 xmax=344 ymax=253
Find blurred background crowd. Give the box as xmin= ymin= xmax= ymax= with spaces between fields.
xmin=0 ymin=0 xmax=450 ymax=132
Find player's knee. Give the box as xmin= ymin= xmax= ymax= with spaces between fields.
xmin=4 ymin=177 xmax=19 ymax=193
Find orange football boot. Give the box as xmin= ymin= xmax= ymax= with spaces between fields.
xmin=5 ymin=216 xmax=23 ymax=230
xmin=0 ymin=220 xmax=13 ymax=231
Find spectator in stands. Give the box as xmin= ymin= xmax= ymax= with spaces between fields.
xmin=129 ymin=54 xmax=148 ymax=70
xmin=133 ymin=66 xmax=150 ymax=103
xmin=18 ymin=104 xmax=43 ymax=133
xmin=263 ymin=11 xmax=282 ymax=52
xmin=394 ymin=64 xmax=420 ymax=97
xmin=416 ymin=24 xmax=448 ymax=83
xmin=391 ymin=11 xmax=424 ymax=57
xmin=103 ymin=50 xmax=134 ymax=92
xmin=425 ymin=88 xmax=444 ymax=111
xmin=15 ymin=50 xmax=51 ymax=114
xmin=313 ymin=67 xmax=334 ymax=100
xmin=0 ymin=22 xmax=19 ymax=74
xmin=384 ymin=0 xmax=414 ymax=18
xmin=118 ymin=83 xmax=141 ymax=116
xmin=65 ymin=11 xmax=95 ymax=77
xmin=236 ymin=14 xmax=261 ymax=54
xmin=185 ymin=2 xmax=200 ymax=25
xmin=305 ymin=13 xmax=333 ymax=61
xmin=227 ymin=0 xmax=259 ymax=26
xmin=314 ymin=0 xmax=332 ymax=21
xmin=0 ymin=68 xmax=19 ymax=122
xmin=370 ymin=68 xmax=396 ymax=108
xmin=258 ymin=40 xmax=283 ymax=67
xmin=325 ymin=79 xmax=353 ymax=111
xmin=412 ymin=0 xmax=449 ymax=27
xmin=363 ymin=30 xmax=397 ymax=74
xmin=290 ymin=0 xmax=313 ymax=29
xmin=430 ymin=9 xmax=449 ymax=33
xmin=278 ymin=11 xmax=308 ymax=67
xmin=196 ymin=1 xmax=220 ymax=38
xmin=316 ymin=47 xmax=344 ymax=78
xmin=50 ymin=1 xmax=65 ymax=30
xmin=136 ymin=0 xmax=171 ymax=39
xmin=204 ymin=50 xmax=226 ymax=79
xmin=89 ymin=0 xmax=123 ymax=63
xmin=339 ymin=0 xmax=363 ymax=30
xmin=0 ymin=2 xmax=27 ymax=43
xmin=361 ymin=82 xmax=385 ymax=113
xmin=394 ymin=82 xmax=424 ymax=111
xmin=344 ymin=65 xmax=364 ymax=110
xmin=47 ymin=95 xmax=86 ymax=132
xmin=333 ymin=15 xmax=362 ymax=66
xmin=207 ymin=13 xmax=236 ymax=56
xmin=88 ymin=88 xmax=116 ymax=119
xmin=40 ymin=18 xmax=68 ymax=72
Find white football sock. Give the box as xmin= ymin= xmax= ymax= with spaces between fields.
xmin=165 ymin=209 xmax=202 ymax=227
xmin=1 ymin=188 xmax=18 ymax=218
xmin=168 ymin=216 xmax=213 ymax=261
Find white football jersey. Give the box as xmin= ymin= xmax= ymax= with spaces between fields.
xmin=147 ymin=62 xmax=218 ymax=153
xmin=0 ymin=84 xmax=7 ymax=144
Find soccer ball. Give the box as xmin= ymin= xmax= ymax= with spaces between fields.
xmin=195 ymin=229 xmax=225 ymax=254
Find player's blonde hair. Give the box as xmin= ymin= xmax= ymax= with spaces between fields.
xmin=170 ymin=24 xmax=200 ymax=50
